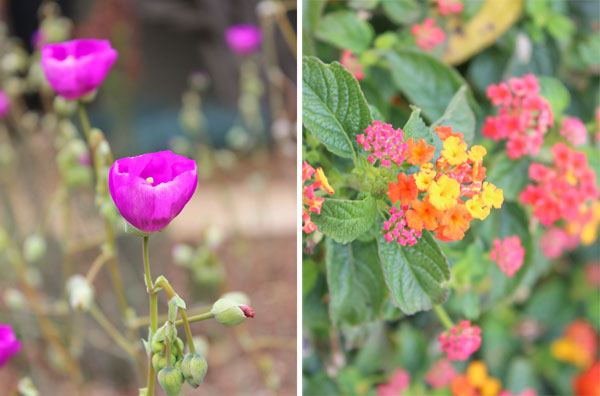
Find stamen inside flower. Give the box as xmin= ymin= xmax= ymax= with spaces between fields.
xmin=146 ymin=177 xmax=154 ymax=184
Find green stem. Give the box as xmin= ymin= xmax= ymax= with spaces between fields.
xmin=181 ymin=312 xmax=214 ymax=324
xmin=143 ymin=236 xmax=157 ymax=396
xmin=77 ymin=102 xmax=92 ymax=141
xmin=433 ymin=305 xmax=454 ymax=330
xmin=165 ymin=335 xmax=172 ymax=368
xmin=89 ymin=304 xmax=138 ymax=357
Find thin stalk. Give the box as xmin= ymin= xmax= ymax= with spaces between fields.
xmin=85 ymin=253 xmax=111 ymax=284
xmin=178 ymin=312 xmax=213 ymax=325
xmin=89 ymin=304 xmax=138 ymax=357
xmin=433 ymin=304 xmax=454 ymax=330
xmin=143 ymin=236 xmax=158 ymax=396
xmin=153 ymin=277 xmax=196 ymax=354
xmin=77 ymin=102 xmax=92 ymax=141
xmin=127 ymin=305 xmax=212 ymax=329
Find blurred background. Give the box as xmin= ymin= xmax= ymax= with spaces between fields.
xmin=0 ymin=0 xmax=297 ymax=395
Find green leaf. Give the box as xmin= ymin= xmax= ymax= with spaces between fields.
xmin=377 ymin=230 xmax=450 ymax=315
xmin=382 ymin=0 xmax=420 ymax=25
xmin=303 ymin=259 xmax=320 ymax=297
xmin=487 ymin=152 xmax=531 ymax=201
xmin=312 ymin=196 xmax=378 ymax=244
xmin=326 ymin=239 xmax=388 ymax=324
xmin=302 ymin=0 xmax=325 ymax=55
xmin=538 ymin=76 xmax=570 ymax=116
xmin=403 ymin=106 xmax=443 ymax=159
xmin=302 ymin=56 xmax=373 ymax=158
xmin=431 ymin=86 xmax=476 ymax=144
xmin=314 ymin=11 xmax=374 ymax=54
xmin=382 ymin=49 xmax=468 ymax=122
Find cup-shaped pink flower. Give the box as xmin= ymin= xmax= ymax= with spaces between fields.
xmin=109 ymin=151 xmax=198 ymax=233
xmin=0 ymin=324 xmax=22 ymax=367
xmin=225 ymin=24 xmax=262 ymax=54
xmin=40 ymin=39 xmax=118 ymax=100
xmin=0 ymin=91 xmax=10 ymax=119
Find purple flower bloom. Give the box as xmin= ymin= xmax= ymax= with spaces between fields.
xmin=0 ymin=91 xmax=10 ymax=119
xmin=40 ymin=39 xmax=118 ymax=100
xmin=109 ymin=151 xmax=197 ymax=233
xmin=0 ymin=324 xmax=22 ymax=368
xmin=225 ymin=24 xmax=262 ymax=54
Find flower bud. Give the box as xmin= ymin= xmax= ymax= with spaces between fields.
xmin=137 ymin=388 xmax=147 ymax=396
xmin=158 ymin=366 xmax=184 ymax=396
xmin=181 ymin=353 xmax=208 ymax=388
xmin=172 ymin=244 xmax=195 ymax=267
xmin=66 ymin=275 xmax=94 ymax=311
xmin=23 ymin=234 xmax=46 ymax=263
xmin=53 ymin=96 xmax=77 ymax=118
xmin=152 ymin=353 xmax=167 ymax=372
xmin=4 ymin=288 xmax=26 ymax=311
xmin=211 ymin=298 xmax=255 ymax=327
xmin=17 ymin=376 xmax=39 ymax=396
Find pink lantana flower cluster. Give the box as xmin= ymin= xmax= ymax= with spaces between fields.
xmin=560 ymin=116 xmax=588 ymax=147
xmin=302 ymin=162 xmax=335 ymax=234
xmin=482 ymin=74 xmax=554 ymax=159
xmin=411 ymin=18 xmax=445 ymax=51
xmin=520 ymin=143 xmax=598 ymax=227
xmin=540 ymin=227 xmax=581 ymax=259
xmin=439 ymin=320 xmax=482 ymax=361
xmin=377 ymin=369 xmax=410 ymax=396
xmin=490 ymin=235 xmax=525 ymax=277
xmin=356 ymin=121 xmax=408 ymax=167
xmin=340 ymin=50 xmax=364 ymax=81
xmin=425 ymin=358 xmax=457 ymax=389
xmin=434 ymin=0 xmax=464 ymax=15
xmin=383 ymin=206 xmax=421 ymax=246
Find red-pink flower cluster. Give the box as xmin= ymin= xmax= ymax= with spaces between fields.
xmin=499 ymin=389 xmax=537 ymax=396
xmin=490 ymin=235 xmax=525 ymax=277
xmin=357 ymin=121 xmax=408 ymax=167
xmin=482 ymin=75 xmax=554 ymax=159
xmin=560 ymin=116 xmax=587 ymax=147
xmin=377 ymin=369 xmax=410 ymax=396
xmin=383 ymin=206 xmax=421 ymax=246
xmin=425 ymin=358 xmax=457 ymax=389
xmin=439 ymin=320 xmax=482 ymax=361
xmin=340 ymin=50 xmax=364 ymax=81
xmin=540 ymin=227 xmax=580 ymax=259
xmin=585 ymin=262 xmax=600 ymax=289
xmin=411 ymin=18 xmax=445 ymax=51
xmin=302 ymin=162 xmax=335 ymax=234
xmin=434 ymin=0 xmax=464 ymax=15
xmin=520 ymin=143 xmax=598 ymax=227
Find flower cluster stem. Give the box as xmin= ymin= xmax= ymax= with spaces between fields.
xmin=433 ymin=304 xmax=454 ymax=330
xmin=143 ymin=236 xmax=158 ymax=396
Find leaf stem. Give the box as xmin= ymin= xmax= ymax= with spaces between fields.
xmin=433 ymin=304 xmax=454 ymax=330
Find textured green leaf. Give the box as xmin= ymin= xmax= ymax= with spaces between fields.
xmin=383 ymin=50 xmax=467 ymax=121
xmin=302 ymin=0 xmax=326 ymax=55
xmin=431 ymin=86 xmax=476 ymax=144
xmin=403 ymin=106 xmax=443 ymax=157
xmin=314 ymin=10 xmax=374 ymax=54
xmin=312 ymin=196 xmax=378 ymax=244
xmin=382 ymin=0 xmax=420 ymax=25
xmin=538 ymin=76 xmax=570 ymax=116
xmin=303 ymin=56 xmax=373 ymax=158
xmin=377 ymin=231 xmax=450 ymax=315
xmin=326 ymin=239 xmax=388 ymax=325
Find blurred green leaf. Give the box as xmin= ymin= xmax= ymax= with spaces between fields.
xmin=302 ymin=0 xmax=326 ymax=55
xmin=303 ymin=274 xmax=331 ymax=331
xmin=396 ymin=323 xmax=426 ymax=371
xmin=326 ymin=239 xmax=388 ymax=324
xmin=538 ymin=76 xmax=570 ymax=116
xmin=303 ymin=259 xmax=320 ymax=297
xmin=313 ymin=196 xmax=378 ymax=244
xmin=431 ymin=86 xmax=476 ymax=144
xmin=505 ymin=357 xmax=540 ymax=394
xmin=303 ymin=56 xmax=373 ymax=158
xmin=314 ymin=11 xmax=374 ymax=54
xmin=377 ymin=230 xmax=450 ymax=315
xmin=381 ymin=0 xmax=420 ymax=26
xmin=546 ymin=14 xmax=575 ymax=42
xmin=487 ymin=152 xmax=531 ymax=202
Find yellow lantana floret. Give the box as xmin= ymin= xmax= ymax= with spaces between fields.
xmin=315 ymin=167 xmax=335 ymax=194
xmin=441 ymin=136 xmax=468 ymax=165
xmin=414 ymin=163 xmax=436 ymax=191
xmin=466 ymin=360 xmax=488 ymax=387
xmin=481 ymin=182 xmax=503 ymax=208
xmin=466 ymin=194 xmax=491 ymax=220
xmin=468 ymin=145 xmax=487 ymax=163
xmin=428 ymin=175 xmax=460 ymax=210
xmin=480 ymin=378 xmax=502 ymax=396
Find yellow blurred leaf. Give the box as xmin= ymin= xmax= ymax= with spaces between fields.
xmin=443 ymin=0 xmax=524 ymax=65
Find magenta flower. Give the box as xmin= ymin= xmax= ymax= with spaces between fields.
xmin=40 ymin=39 xmax=118 ymax=100
xmin=108 ymin=151 xmax=197 ymax=233
xmin=0 ymin=91 xmax=10 ymax=119
xmin=0 ymin=324 xmax=22 ymax=368
xmin=439 ymin=320 xmax=482 ymax=361
xmin=225 ymin=24 xmax=262 ymax=54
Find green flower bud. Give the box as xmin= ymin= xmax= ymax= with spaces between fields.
xmin=53 ymin=96 xmax=77 ymax=118
xmin=152 ymin=353 xmax=167 ymax=372
xmin=66 ymin=275 xmax=94 ymax=311
xmin=157 ymin=367 xmax=184 ymax=396
xmin=23 ymin=234 xmax=46 ymax=263
xmin=172 ymin=244 xmax=195 ymax=267
xmin=137 ymin=388 xmax=147 ymax=396
xmin=181 ymin=353 xmax=208 ymax=388
xmin=211 ymin=298 xmax=255 ymax=327
xmin=191 ymin=336 xmax=210 ymax=357
xmin=4 ymin=288 xmax=26 ymax=311
xmin=17 ymin=376 xmax=39 ymax=396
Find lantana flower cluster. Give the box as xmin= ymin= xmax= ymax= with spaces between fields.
xmin=439 ymin=320 xmax=482 ymax=361
xmin=376 ymin=369 xmax=410 ymax=396
xmin=519 ymin=142 xmax=598 ymax=228
xmin=357 ymin=121 xmax=408 ymax=167
xmin=411 ymin=18 xmax=445 ymax=51
xmin=425 ymin=358 xmax=457 ymax=389
xmin=434 ymin=0 xmax=464 ymax=15
xmin=490 ymin=235 xmax=525 ymax=277
xmin=551 ymin=319 xmax=598 ymax=368
xmin=451 ymin=361 xmax=501 ymax=396
xmin=560 ymin=116 xmax=588 ymax=147
xmin=482 ymin=74 xmax=553 ymax=159
xmin=302 ymin=162 xmax=334 ymax=234
xmin=340 ymin=50 xmax=364 ymax=81
xmin=374 ymin=125 xmax=503 ymax=244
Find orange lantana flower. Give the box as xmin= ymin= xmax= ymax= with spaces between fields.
xmin=437 ymin=203 xmax=472 ymax=241
xmin=406 ymin=138 xmax=436 ymax=165
xmin=406 ymin=198 xmax=439 ymax=232
xmin=388 ymin=173 xmax=418 ymax=206
xmin=435 ymin=125 xmax=464 ymax=141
